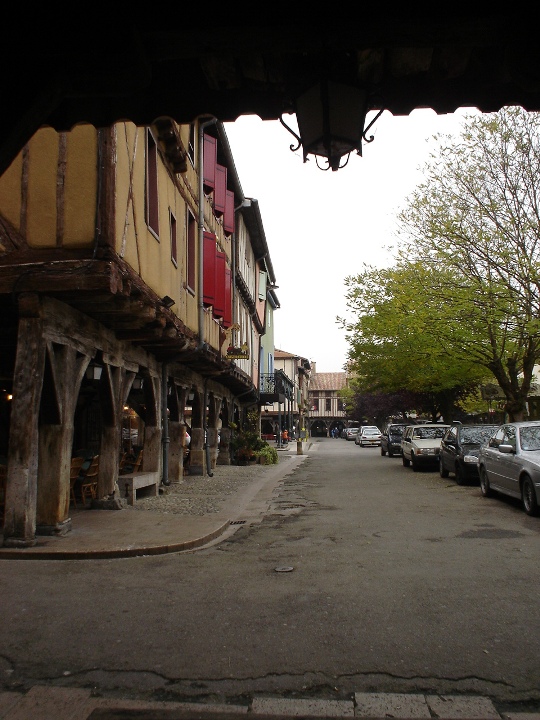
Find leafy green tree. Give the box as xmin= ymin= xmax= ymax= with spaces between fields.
xmin=342 ymin=107 xmax=540 ymax=421
xmin=340 ymin=263 xmax=489 ymax=421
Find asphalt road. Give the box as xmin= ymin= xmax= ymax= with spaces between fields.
xmin=2 ymin=438 xmax=540 ymax=713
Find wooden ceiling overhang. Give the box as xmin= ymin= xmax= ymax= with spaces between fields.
xmin=2 ymin=18 xmax=540 ymax=176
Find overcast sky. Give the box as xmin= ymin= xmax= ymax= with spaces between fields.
xmin=224 ymin=107 xmax=478 ymax=373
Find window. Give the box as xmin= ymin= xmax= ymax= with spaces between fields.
xmin=325 ymin=398 xmax=331 ymax=411
xmin=186 ymin=210 xmax=196 ymax=294
xmin=311 ymin=398 xmax=319 ymax=411
xmin=258 ymin=271 xmax=267 ymax=301
xmin=203 ymin=232 xmax=217 ymax=306
xmin=187 ymin=123 xmax=195 ymax=166
xmin=213 ymin=164 xmax=227 ymax=216
xmin=203 ymin=133 xmax=217 ymax=193
xmin=145 ymin=128 xmax=159 ymax=238
xmin=224 ymin=190 xmax=235 ymax=235
xmin=170 ymin=211 xmax=177 ymax=266
xmin=337 ymin=400 xmax=344 ymax=411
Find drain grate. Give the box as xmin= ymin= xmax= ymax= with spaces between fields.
xmin=229 ymin=520 xmax=246 ymax=525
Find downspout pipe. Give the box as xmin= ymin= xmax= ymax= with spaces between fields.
xmin=198 ymin=117 xmax=217 ymax=348
xmin=203 ymin=376 xmax=214 ymax=477
xmin=161 ymin=362 xmax=170 ymax=486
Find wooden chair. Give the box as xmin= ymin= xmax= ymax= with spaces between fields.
xmin=131 ymin=449 xmax=143 ymax=472
xmin=120 ymin=448 xmax=143 ymax=475
xmin=80 ymin=455 xmax=99 ymax=505
xmin=70 ymin=456 xmax=85 ymax=508
xmin=118 ymin=452 xmax=128 ymax=474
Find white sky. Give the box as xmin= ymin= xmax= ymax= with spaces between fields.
xmin=224 ymin=107 xmax=478 ymax=373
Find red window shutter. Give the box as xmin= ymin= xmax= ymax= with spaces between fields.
xmin=203 ymin=231 xmax=217 ymax=306
xmin=224 ymin=190 xmax=235 ymax=235
xmin=203 ymin=134 xmax=217 ymax=193
xmin=214 ymin=251 xmax=226 ymax=318
xmin=223 ymin=266 xmax=232 ymax=327
xmin=213 ymin=164 xmax=227 ymax=217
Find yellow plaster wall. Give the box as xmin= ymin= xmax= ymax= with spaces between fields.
xmin=0 ymin=155 xmax=23 ymax=235
xmin=112 ymin=122 xmax=229 ymax=343
xmin=63 ymin=125 xmax=98 ymax=247
xmin=26 ymin=128 xmax=59 ymax=247
xmin=0 ymin=126 xmax=98 ymax=248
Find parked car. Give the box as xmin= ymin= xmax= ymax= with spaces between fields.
xmin=380 ymin=422 xmax=413 ymax=457
xmin=344 ymin=427 xmax=359 ymax=441
xmin=439 ymin=423 xmax=499 ymax=484
xmin=355 ymin=426 xmax=382 ymax=446
xmin=477 ymin=420 xmax=540 ymax=516
xmin=401 ymin=423 xmax=450 ymax=470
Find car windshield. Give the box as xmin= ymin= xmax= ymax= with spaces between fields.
xmin=414 ymin=427 xmax=446 ymax=439
xmin=460 ymin=426 xmax=498 ymax=445
xmin=519 ymin=425 xmax=540 ymax=451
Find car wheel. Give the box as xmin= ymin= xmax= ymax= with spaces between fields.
xmin=411 ymin=453 xmax=418 ymax=471
xmin=388 ymin=449 xmax=394 ymax=457
xmin=479 ymin=466 xmax=492 ymax=497
xmin=439 ymin=458 xmax=449 ymax=478
xmin=402 ymin=455 xmax=410 ymax=467
xmin=522 ymin=475 xmax=540 ymax=516
xmin=455 ymin=463 xmax=466 ymax=486
xmin=381 ymin=446 xmax=386 ymax=456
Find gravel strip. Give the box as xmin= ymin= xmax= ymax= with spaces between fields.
xmin=130 ymin=460 xmax=284 ymax=516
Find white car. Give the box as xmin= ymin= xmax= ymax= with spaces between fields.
xmin=401 ymin=424 xmax=450 ymax=471
xmin=355 ymin=426 xmax=382 ymax=446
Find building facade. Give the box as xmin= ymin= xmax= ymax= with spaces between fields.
xmin=261 ymin=349 xmax=311 ymax=441
xmin=0 ymin=118 xmax=277 ymax=547
xmin=308 ymin=370 xmax=349 ymax=437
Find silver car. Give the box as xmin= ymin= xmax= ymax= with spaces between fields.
xmin=477 ymin=421 xmax=540 ymax=516
xmin=356 ymin=426 xmax=382 ymax=447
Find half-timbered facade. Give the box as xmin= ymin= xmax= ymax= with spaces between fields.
xmin=308 ymin=370 xmax=348 ymax=437
xmin=0 ymin=118 xmax=276 ymax=547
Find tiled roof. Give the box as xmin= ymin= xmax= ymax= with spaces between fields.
xmin=310 ymin=372 xmax=348 ymax=391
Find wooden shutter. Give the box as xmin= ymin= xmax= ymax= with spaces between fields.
xmin=224 ymin=190 xmax=235 ymax=235
xmin=203 ymin=231 xmax=216 ymax=306
xmin=214 ymin=251 xmax=226 ymax=318
xmin=203 ymin=134 xmax=217 ymax=193
xmin=223 ymin=266 xmax=232 ymax=327
xmin=213 ymin=164 xmax=227 ymax=216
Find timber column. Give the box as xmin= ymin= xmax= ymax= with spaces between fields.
xmin=3 ymin=294 xmax=46 ymax=547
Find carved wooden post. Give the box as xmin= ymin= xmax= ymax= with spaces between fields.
xmin=36 ymin=342 xmax=90 ymax=535
xmin=189 ymin=388 xmax=204 ymax=475
xmin=3 ymin=295 xmax=46 ymax=547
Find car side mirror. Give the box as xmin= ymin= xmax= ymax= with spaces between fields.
xmin=498 ymin=444 xmax=515 ymax=454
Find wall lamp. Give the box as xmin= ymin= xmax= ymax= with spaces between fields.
xmin=161 ymin=295 xmax=175 ymax=309
xmin=280 ymin=80 xmax=384 ymax=171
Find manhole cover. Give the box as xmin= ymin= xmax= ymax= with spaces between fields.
xmin=274 ymin=566 xmax=294 ymax=572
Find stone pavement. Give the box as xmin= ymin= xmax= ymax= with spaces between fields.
xmin=0 ymin=445 xmax=307 ymax=560
xmin=1 ymin=442 xmax=538 ymax=719
xmin=0 ymin=685 xmax=538 ymax=720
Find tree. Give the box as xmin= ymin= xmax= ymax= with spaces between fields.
xmin=342 ymin=107 xmax=540 ymax=421
xmin=340 ymin=263 xmax=489 ymax=421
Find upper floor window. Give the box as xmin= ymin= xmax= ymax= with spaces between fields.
xmin=186 ymin=209 xmax=196 ymax=294
xmin=325 ymin=399 xmax=331 ymax=411
xmin=188 ymin=123 xmax=195 ymax=166
xmin=170 ymin=210 xmax=177 ymax=266
xmin=258 ymin=271 xmax=267 ymax=301
xmin=146 ymin=128 xmax=159 ymax=239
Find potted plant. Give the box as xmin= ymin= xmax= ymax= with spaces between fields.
xmin=230 ymin=411 xmax=267 ymax=465
xmin=255 ymin=444 xmax=279 ymax=465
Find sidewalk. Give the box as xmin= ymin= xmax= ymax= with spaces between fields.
xmin=0 ymin=685 xmax=535 ymax=720
xmin=0 ymin=444 xmax=308 ymax=560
